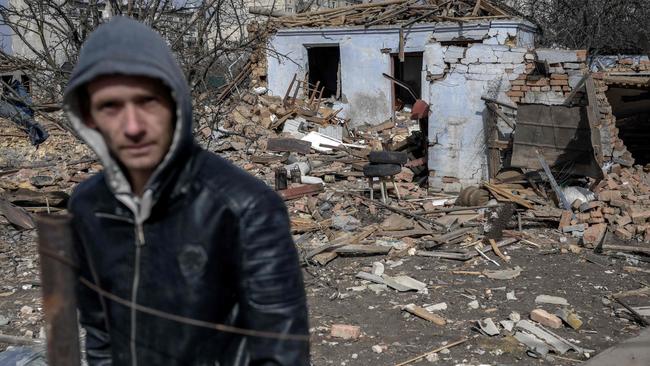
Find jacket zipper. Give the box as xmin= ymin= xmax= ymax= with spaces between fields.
xmin=130 ymin=222 xmax=145 ymax=366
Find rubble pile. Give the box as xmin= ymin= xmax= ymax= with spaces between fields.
xmin=568 ymin=165 xmax=650 ymax=244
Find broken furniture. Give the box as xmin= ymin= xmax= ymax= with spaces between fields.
xmin=282 ymin=73 xmax=325 ymax=116
xmin=364 ymin=151 xmax=407 ymax=203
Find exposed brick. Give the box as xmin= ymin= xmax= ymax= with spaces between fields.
xmin=550 ymin=79 xmax=569 ymax=86
xmin=610 ymin=199 xmax=628 ymax=209
xmin=583 ymin=223 xmax=607 ymax=247
xmin=530 ymin=309 xmax=563 ymax=329
xmin=330 ymin=324 xmax=361 ymax=340
xmin=559 ymin=211 xmax=572 ymax=230
xmin=527 ymin=78 xmax=548 ymax=86
xmin=551 ymin=74 xmax=569 ymax=80
xmin=531 ymin=86 xmax=541 ymax=91
xmin=552 ymin=86 xmax=563 ymax=91
xmin=628 ymin=207 xmax=650 ymax=224
xmin=511 ymin=79 xmax=526 ymax=86
xmin=615 ymin=227 xmax=633 ymax=240
xmin=511 ymin=85 xmax=521 ymax=91
xmin=616 ymin=214 xmax=632 ymax=226
xmin=599 ymin=190 xmax=622 ymax=202
xmin=507 ymin=90 xmax=524 ymax=97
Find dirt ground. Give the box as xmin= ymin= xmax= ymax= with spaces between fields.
xmin=2 ymin=119 xmax=650 ymax=365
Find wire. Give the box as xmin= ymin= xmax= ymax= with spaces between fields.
xmin=38 ymin=248 xmax=311 ymax=342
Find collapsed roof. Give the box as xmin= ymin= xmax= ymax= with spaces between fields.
xmin=271 ymin=0 xmax=513 ymax=28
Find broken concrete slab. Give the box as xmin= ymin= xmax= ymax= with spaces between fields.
xmin=382 ymin=275 xmax=427 ymax=292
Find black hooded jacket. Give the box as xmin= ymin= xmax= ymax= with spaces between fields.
xmin=63 ymin=17 xmax=309 ymax=366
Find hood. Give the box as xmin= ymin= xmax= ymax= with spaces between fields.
xmin=63 ymin=16 xmax=194 ymax=224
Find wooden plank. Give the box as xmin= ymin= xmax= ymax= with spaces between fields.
xmin=486 ymin=102 xmax=515 ymax=129
xmin=267 ymin=138 xmax=311 ymax=154
xmin=334 ymin=245 xmax=391 ymax=255
xmin=471 ymin=0 xmax=482 ymax=16
xmin=277 ymin=184 xmax=324 ymax=200
xmin=0 ymin=198 xmax=34 ymax=229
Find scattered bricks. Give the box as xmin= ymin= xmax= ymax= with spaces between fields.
xmin=562 ymin=224 xmax=587 ymax=233
xmin=625 ymin=224 xmax=637 ymax=236
xmin=579 ymin=201 xmax=603 ymax=212
xmin=590 ymin=209 xmax=603 ymax=219
xmin=555 ymin=309 xmax=583 ymax=330
xmin=530 ymin=309 xmax=563 ymax=329
xmin=615 ymin=227 xmax=633 ymax=240
xmin=604 ymin=214 xmax=616 ymax=223
xmin=330 ymin=324 xmax=361 ymax=340
xmin=600 ymin=189 xmax=622 ymax=202
xmin=616 ymin=214 xmax=632 ymax=226
xmin=610 ymin=199 xmax=628 ymax=209
xmin=628 ymin=207 xmax=650 ymax=224
xmin=576 ymin=213 xmax=590 ymax=222
xmin=588 ymin=218 xmax=605 ymax=224
xmin=551 ymin=74 xmax=569 ymax=80
xmin=583 ymin=223 xmax=607 ymax=247
xmin=559 ymin=211 xmax=572 ymax=230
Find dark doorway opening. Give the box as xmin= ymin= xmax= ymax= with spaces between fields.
xmin=307 ymin=45 xmax=340 ymax=99
xmin=606 ymin=86 xmax=650 ymax=165
xmin=391 ymin=53 xmax=423 ymax=108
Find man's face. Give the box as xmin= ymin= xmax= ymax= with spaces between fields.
xmin=86 ymin=75 xmax=175 ymax=177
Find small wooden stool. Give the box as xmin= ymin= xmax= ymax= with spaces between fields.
xmin=363 ymin=163 xmax=402 ymax=203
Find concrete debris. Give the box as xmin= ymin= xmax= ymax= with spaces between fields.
xmin=382 ymin=275 xmax=427 ymax=292
xmin=483 ymin=266 xmax=522 ymax=280
xmin=535 ymin=295 xmax=569 ymax=306
xmin=478 ymin=318 xmax=500 ymax=336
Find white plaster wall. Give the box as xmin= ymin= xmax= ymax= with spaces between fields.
xmin=423 ymin=44 xmax=528 ymax=191
xmin=267 ymin=19 xmax=536 ymax=127
xmin=266 ymin=20 xmax=536 ymax=190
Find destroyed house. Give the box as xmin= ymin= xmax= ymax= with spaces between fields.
xmin=260 ymin=0 xmax=649 ymax=194
xmin=263 ymin=0 xmax=541 ymax=191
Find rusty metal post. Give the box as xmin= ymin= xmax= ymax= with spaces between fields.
xmin=36 ymin=214 xmax=81 ymax=366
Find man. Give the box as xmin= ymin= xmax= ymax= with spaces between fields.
xmin=63 ymin=17 xmax=309 ymax=365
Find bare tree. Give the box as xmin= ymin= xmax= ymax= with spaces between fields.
xmin=497 ymin=0 xmax=650 ymax=56
xmin=0 ymin=0 xmax=278 ymax=133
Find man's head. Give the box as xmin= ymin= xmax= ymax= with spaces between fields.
xmin=64 ymin=17 xmax=193 ymax=196
xmin=84 ymin=75 xmax=175 ymax=180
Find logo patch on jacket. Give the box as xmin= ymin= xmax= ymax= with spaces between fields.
xmin=177 ymin=244 xmax=208 ymax=281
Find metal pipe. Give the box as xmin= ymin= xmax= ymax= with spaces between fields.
xmin=36 ymin=214 xmax=81 ymax=366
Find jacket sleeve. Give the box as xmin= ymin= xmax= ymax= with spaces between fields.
xmin=237 ymin=191 xmax=310 ymax=366
xmin=73 ymin=219 xmax=114 ymax=366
